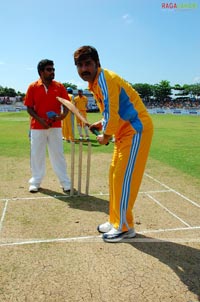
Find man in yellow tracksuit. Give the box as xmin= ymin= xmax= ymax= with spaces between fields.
xmin=74 ymin=46 xmax=153 ymax=242
xmin=74 ymin=89 xmax=89 ymax=140
xmin=62 ymin=87 xmax=74 ymax=141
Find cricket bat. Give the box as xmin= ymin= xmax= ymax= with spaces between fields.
xmin=57 ymin=96 xmax=100 ymax=136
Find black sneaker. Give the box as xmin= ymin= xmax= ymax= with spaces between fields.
xmin=63 ymin=188 xmax=70 ymax=194
xmin=103 ymin=228 xmax=136 ymax=243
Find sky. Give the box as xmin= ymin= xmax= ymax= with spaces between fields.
xmin=0 ymin=0 xmax=199 ymax=93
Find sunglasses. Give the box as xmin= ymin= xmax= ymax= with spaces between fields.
xmin=45 ymin=67 xmax=55 ymax=72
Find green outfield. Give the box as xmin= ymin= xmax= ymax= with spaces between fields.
xmin=0 ymin=111 xmax=199 ymax=179
xmin=0 ymin=111 xmax=200 ymax=302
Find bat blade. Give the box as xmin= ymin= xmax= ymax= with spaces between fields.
xmin=57 ymin=96 xmax=108 ymax=142
xmin=57 ymin=96 xmax=89 ymax=125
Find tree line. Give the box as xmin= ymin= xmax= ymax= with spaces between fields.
xmin=1 ymin=81 xmax=200 ymax=102
xmin=131 ymin=81 xmax=200 ymax=102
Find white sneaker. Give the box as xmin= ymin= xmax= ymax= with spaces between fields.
xmin=103 ymin=228 xmax=136 ymax=243
xmin=97 ymin=222 xmax=113 ymax=233
xmin=29 ymin=185 xmax=39 ymax=193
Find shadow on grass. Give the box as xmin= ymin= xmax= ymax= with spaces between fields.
xmin=39 ymin=188 xmax=109 ymax=214
xmin=127 ymin=234 xmax=200 ymax=301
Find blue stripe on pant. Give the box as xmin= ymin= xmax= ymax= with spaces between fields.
xmin=119 ymin=133 xmax=141 ymax=231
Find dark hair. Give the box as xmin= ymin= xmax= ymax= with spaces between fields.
xmin=74 ymin=46 xmax=101 ymax=67
xmin=37 ymin=59 xmax=54 ymax=75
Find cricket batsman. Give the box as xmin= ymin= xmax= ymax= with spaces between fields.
xmin=73 ymin=46 xmax=154 ymax=242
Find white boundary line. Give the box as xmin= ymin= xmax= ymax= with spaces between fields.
xmin=0 ymin=226 xmax=200 ymax=247
xmin=140 ymin=225 xmax=200 ymax=234
xmin=145 ymin=173 xmax=200 ymax=208
xmin=0 ymin=200 xmax=8 ymax=233
xmin=146 ymin=193 xmax=191 ymax=227
xmin=0 ymin=190 xmax=176 ymax=202
xmin=0 ymin=173 xmax=199 ymax=248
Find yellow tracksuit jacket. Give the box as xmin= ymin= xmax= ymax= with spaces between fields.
xmin=62 ymin=93 xmax=74 ymax=140
xmin=74 ymin=95 xmax=88 ymax=126
xmin=89 ymin=68 xmax=154 ymax=231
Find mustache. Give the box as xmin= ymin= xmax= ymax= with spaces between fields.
xmin=81 ymin=72 xmax=91 ymax=76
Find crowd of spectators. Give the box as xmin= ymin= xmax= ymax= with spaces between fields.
xmin=0 ymin=96 xmax=13 ymax=104
xmin=0 ymin=96 xmax=22 ymax=104
xmin=1 ymin=96 xmax=200 ymax=112
xmin=143 ymin=97 xmax=200 ymax=110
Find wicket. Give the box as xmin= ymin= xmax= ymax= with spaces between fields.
xmin=70 ymin=141 xmax=91 ymax=196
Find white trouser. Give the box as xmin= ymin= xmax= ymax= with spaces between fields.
xmin=29 ymin=128 xmax=71 ymax=189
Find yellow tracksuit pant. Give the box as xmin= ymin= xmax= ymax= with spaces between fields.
xmin=75 ymin=110 xmax=87 ymax=126
xmin=62 ymin=112 xmax=74 ymax=141
xmin=109 ymin=127 xmax=153 ymax=231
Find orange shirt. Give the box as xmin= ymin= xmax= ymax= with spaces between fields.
xmin=24 ymin=79 xmax=69 ymax=129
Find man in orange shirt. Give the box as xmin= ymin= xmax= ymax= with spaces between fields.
xmin=24 ymin=59 xmax=71 ymax=193
xmin=74 ymin=89 xmax=90 ymax=140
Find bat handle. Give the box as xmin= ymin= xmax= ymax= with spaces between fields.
xmin=90 ymin=127 xmax=109 ymax=145
xmin=91 ymin=128 xmax=100 ymax=136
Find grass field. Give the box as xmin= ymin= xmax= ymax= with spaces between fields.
xmin=0 ymin=111 xmax=200 ymax=302
xmin=0 ymin=111 xmax=199 ymax=180
xmin=149 ymin=114 xmax=200 ymax=179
